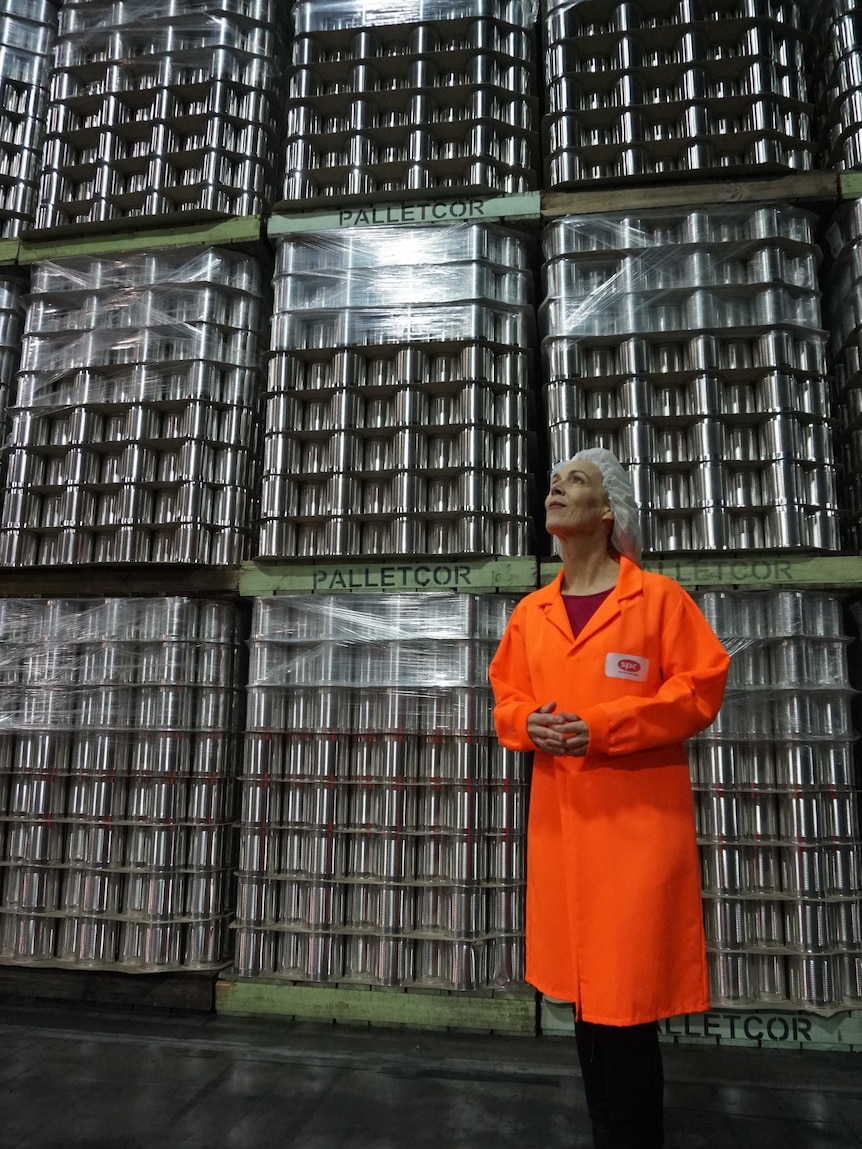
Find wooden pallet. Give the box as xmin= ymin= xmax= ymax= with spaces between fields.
xmin=216 ymin=977 xmax=537 ymax=1035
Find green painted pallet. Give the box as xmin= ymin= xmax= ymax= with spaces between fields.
xmin=543 ymin=171 xmax=841 ymax=217
xmin=541 ymin=999 xmax=862 ymax=1052
xmin=840 ymin=172 xmax=862 ymax=200
xmin=18 ymin=216 xmax=263 ymax=263
xmin=0 ymin=238 xmax=19 ymax=266
xmin=268 ymin=193 xmax=541 ymax=237
xmin=216 ymin=979 xmax=537 ymax=1035
xmin=541 ymin=554 xmax=862 ymax=590
xmin=239 ymin=557 xmax=538 ymax=596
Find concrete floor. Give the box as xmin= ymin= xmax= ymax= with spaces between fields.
xmin=0 ymin=1003 xmax=860 ymax=1148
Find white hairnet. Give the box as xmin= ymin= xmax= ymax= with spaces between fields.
xmin=553 ymin=448 xmax=643 ymax=567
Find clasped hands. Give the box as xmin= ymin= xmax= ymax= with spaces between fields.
xmin=526 ymin=701 xmax=589 ymax=757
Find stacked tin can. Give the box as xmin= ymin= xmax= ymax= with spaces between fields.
xmin=0 ymin=597 xmax=243 ymax=970
xmin=0 ymin=247 xmax=265 ymax=567
xmin=235 ymin=594 xmax=528 ymax=990
xmin=543 ymin=0 xmax=813 ymax=186
xmin=0 ymin=272 xmax=25 ymax=433
xmin=259 ymin=223 xmax=535 ymax=559
xmin=821 ymin=201 xmax=862 ymax=549
xmin=0 ymin=1 xmax=57 ymax=237
xmin=540 ymin=204 xmax=839 ymax=554
xmin=689 ymin=590 xmax=862 ymax=1011
xmin=35 ymin=0 xmax=282 ymax=232
xmin=282 ymin=0 xmax=538 ymax=203
xmin=811 ymin=0 xmax=862 ymax=170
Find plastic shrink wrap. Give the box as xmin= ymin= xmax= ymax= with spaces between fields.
xmin=811 ymin=0 xmax=862 ymax=170
xmin=688 ymin=589 xmax=862 ymax=1012
xmin=542 ymin=0 xmax=813 ymax=186
xmin=0 ymin=1 xmax=57 ymax=236
xmin=235 ymin=593 xmax=529 ymax=991
xmin=0 ymin=597 xmax=244 ymax=972
xmin=821 ymin=200 xmax=862 ymax=549
xmin=283 ymin=0 xmax=539 ymax=201
xmin=0 ymin=249 xmax=266 ymax=567
xmin=260 ymin=225 xmax=537 ymax=560
xmin=39 ymin=0 xmax=282 ymax=229
xmin=539 ymin=206 xmax=839 ymax=555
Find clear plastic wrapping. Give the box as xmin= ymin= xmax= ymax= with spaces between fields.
xmin=274 ymin=264 xmax=533 ymax=312
xmin=689 ymin=590 xmax=855 ymax=742
xmin=811 ymin=0 xmax=862 ymax=169
xmin=59 ymin=0 xmax=276 ymax=32
xmin=0 ymin=6 xmax=56 ymax=236
xmin=292 ymin=0 xmax=538 ymax=33
xmin=261 ymin=223 xmax=536 ymax=560
xmin=236 ymin=591 xmax=528 ymax=988
xmin=0 ymin=18 xmax=53 ymax=55
xmin=252 ymin=593 xmax=513 ymax=643
xmin=543 ymin=205 xmax=817 ymax=255
xmin=541 ymin=208 xmax=822 ymax=339
xmin=249 ymin=641 xmax=498 ymax=689
xmin=282 ymin=1 xmax=538 ymax=202
xmin=39 ymin=3 xmax=281 ymax=229
xmin=277 ymin=227 xmax=530 ymax=275
xmin=823 ymin=202 xmax=862 ymax=546
xmin=273 ymin=300 xmax=532 ymax=351
xmin=539 ymin=205 xmax=836 ymax=557
xmin=30 ymin=250 xmax=262 ymax=295
xmin=0 ymin=2 xmax=56 ymax=25
xmin=0 ymin=595 xmax=244 ymax=972
xmin=21 ymin=251 xmax=264 ymax=397
xmin=272 ymin=227 xmax=533 ymax=344
xmin=0 ymin=249 xmax=265 ymax=568
xmin=0 ymin=597 xmax=243 ymax=733
xmin=55 ymin=1 xmax=278 ymax=59
xmin=685 ymin=586 xmax=862 ymax=1010
xmin=277 ymin=226 xmax=530 ymax=277
xmin=0 ymin=597 xmax=240 ymax=643
xmin=543 ymin=1 xmax=813 ymax=185
xmin=246 ymin=594 xmax=513 ymax=712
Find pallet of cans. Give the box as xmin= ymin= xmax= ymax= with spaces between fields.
xmin=235 ymin=594 xmax=528 ymax=990
xmin=688 ymin=589 xmax=862 ymax=1012
xmin=0 ymin=1 xmax=57 ymax=237
xmin=281 ymin=0 xmax=539 ymax=203
xmin=259 ymin=223 xmax=536 ymax=559
xmin=35 ymin=0 xmax=284 ymax=233
xmin=539 ymin=204 xmax=839 ymax=555
xmin=0 ymin=597 xmax=244 ymax=971
xmin=811 ymin=0 xmax=862 ymax=170
xmin=821 ymin=200 xmax=862 ymax=550
xmin=543 ymin=0 xmax=814 ymax=186
xmin=0 ymin=247 xmax=266 ymax=567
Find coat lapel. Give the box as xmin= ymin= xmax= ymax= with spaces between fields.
xmin=537 ymin=559 xmax=644 ymax=655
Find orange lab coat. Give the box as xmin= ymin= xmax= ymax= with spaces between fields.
xmin=489 ymin=558 xmax=729 ymax=1025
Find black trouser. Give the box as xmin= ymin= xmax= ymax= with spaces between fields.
xmin=574 ymin=1017 xmax=664 ymax=1149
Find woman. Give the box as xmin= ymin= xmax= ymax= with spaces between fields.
xmin=489 ymin=449 xmax=729 ymax=1149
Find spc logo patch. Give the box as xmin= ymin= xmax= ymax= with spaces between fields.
xmin=605 ymin=652 xmax=649 ymax=682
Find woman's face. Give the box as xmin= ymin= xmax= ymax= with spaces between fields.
xmin=545 ymin=459 xmax=614 ymax=541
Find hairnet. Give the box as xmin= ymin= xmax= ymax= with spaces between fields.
xmin=553 ymin=448 xmax=643 ymax=567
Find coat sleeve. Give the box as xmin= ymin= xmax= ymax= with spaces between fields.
xmin=579 ymin=587 xmax=729 ymax=758
xmin=488 ymin=603 xmax=538 ymax=752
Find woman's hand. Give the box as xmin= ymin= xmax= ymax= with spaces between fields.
xmin=527 ymin=701 xmax=590 ymax=757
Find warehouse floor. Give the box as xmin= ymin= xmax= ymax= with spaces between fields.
xmin=0 ymin=1001 xmax=859 ymax=1149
